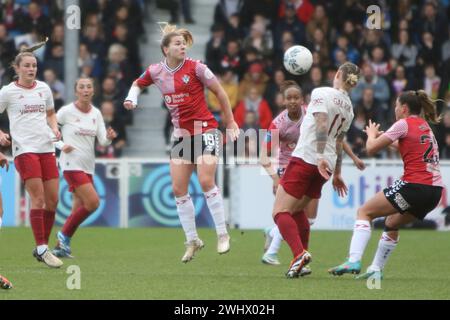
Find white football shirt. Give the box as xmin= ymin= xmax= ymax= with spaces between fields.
xmin=0 ymin=81 xmax=55 ymax=158
xmin=292 ymin=87 xmax=354 ymax=170
xmin=57 ymin=103 xmax=111 ymax=174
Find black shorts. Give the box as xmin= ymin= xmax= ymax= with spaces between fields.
xmin=170 ymin=129 xmax=221 ymax=163
xmin=383 ymin=180 xmax=443 ymax=220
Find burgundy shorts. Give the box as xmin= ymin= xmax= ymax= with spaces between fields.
xmin=14 ymin=153 xmax=59 ymax=182
xmin=280 ymin=157 xmax=328 ymax=199
xmin=64 ymin=171 xmax=94 ymax=192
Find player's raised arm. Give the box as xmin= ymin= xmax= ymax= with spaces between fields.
xmin=124 ymin=81 xmax=142 ymax=110
xmin=333 ymin=132 xmax=348 ymax=197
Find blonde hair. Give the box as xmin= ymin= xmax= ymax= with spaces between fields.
xmin=158 ymin=22 xmax=193 ymax=56
xmin=12 ymin=37 xmax=48 ymax=67
xmin=338 ymin=62 xmax=360 ymax=88
xmin=399 ymin=90 xmax=442 ymax=124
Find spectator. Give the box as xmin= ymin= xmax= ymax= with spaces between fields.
xmin=441 ymin=132 xmax=450 ymax=159
xmin=303 ymin=66 xmax=325 ymax=95
xmin=333 ymin=35 xmax=360 ymax=65
xmin=391 ymin=64 xmax=414 ymax=98
xmin=234 ymin=87 xmax=272 ymax=130
xmin=44 ymin=42 xmax=64 ymax=80
xmin=45 ymin=23 xmax=64 ymax=60
xmin=43 ymin=68 xmax=65 ymax=110
xmin=391 ymin=29 xmax=418 ymax=71
xmin=418 ymin=2 xmax=448 ymax=47
xmin=355 ymin=87 xmax=386 ymax=126
xmin=278 ymin=0 xmax=314 ymax=25
xmin=224 ymin=13 xmax=245 ymax=41
xmin=341 ymin=20 xmax=360 ymax=48
xmin=417 ymin=32 xmax=440 ymax=67
xmin=18 ymin=2 xmax=52 ymax=37
xmin=238 ymin=62 xmax=269 ymax=101
xmin=308 ymin=28 xmax=330 ymax=69
xmin=220 ymin=39 xmax=242 ymax=78
xmin=264 ymin=68 xmax=286 ymax=115
xmin=95 ymin=100 xmax=127 ymax=158
xmin=94 ymin=76 xmax=128 ymax=124
xmin=275 ymin=3 xmax=306 ymax=53
xmin=306 ymin=4 xmax=329 ymax=42
xmin=422 ymin=64 xmax=441 ymax=100
xmin=0 ymin=23 xmax=16 ymax=66
xmin=205 ymin=24 xmax=227 ymax=73
xmin=207 ymin=68 xmax=239 ymax=122
xmin=351 ymin=63 xmax=390 ymax=106
xmin=370 ymin=46 xmax=391 ymax=77
xmin=242 ymin=21 xmax=273 ymax=59
xmin=214 ymin=0 xmax=244 ymax=29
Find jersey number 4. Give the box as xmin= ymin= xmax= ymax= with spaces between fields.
xmin=328 ymin=115 xmax=346 ymax=138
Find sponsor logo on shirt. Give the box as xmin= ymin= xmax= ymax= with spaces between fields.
xmin=75 ymin=128 xmax=96 ymax=137
xmin=164 ymin=93 xmax=190 ymax=105
xmin=20 ymin=104 xmax=45 ymax=115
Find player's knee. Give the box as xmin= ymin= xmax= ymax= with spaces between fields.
xmin=85 ymin=196 xmax=100 ymax=212
xmin=172 ymin=184 xmax=188 ymax=197
xmin=45 ymin=196 xmax=59 ymax=211
xmin=31 ymin=196 xmax=45 ymax=209
xmin=198 ymin=177 xmax=215 ymax=192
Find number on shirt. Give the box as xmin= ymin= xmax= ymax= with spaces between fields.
xmin=328 ymin=114 xmax=346 ymax=138
xmin=203 ymin=133 xmax=216 ymax=147
xmin=420 ymin=134 xmax=439 ymax=164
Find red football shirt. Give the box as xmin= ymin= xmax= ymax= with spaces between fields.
xmin=136 ymin=58 xmax=219 ymax=137
xmin=383 ymin=115 xmax=443 ymax=186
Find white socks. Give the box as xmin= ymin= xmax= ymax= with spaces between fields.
xmin=37 ymin=244 xmax=48 ymax=255
xmin=266 ymin=226 xmax=283 ymax=255
xmin=349 ymin=220 xmax=372 ymax=263
xmin=0 ymin=217 xmax=2 ymax=229
xmin=175 ymin=194 xmax=198 ymax=242
xmin=204 ymin=186 xmax=228 ymax=236
xmin=369 ymin=232 xmax=398 ymax=271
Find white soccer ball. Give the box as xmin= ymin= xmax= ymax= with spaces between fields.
xmin=283 ymin=45 xmax=313 ymax=75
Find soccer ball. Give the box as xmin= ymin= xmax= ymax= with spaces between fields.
xmin=283 ymin=45 xmax=313 ymax=75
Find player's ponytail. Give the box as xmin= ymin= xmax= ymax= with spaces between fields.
xmin=158 ymin=22 xmax=193 ymax=56
xmin=416 ymin=90 xmax=442 ymax=124
xmin=398 ymin=90 xmax=442 ymax=124
xmin=280 ymin=80 xmax=302 ymax=96
xmin=339 ymin=62 xmax=360 ymax=88
xmin=12 ymin=37 xmax=48 ymax=68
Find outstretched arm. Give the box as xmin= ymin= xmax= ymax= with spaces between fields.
xmin=208 ymin=81 xmax=240 ymax=141
xmin=365 ymin=120 xmax=393 ymax=156
xmin=343 ymin=141 xmax=365 ymax=170
xmin=124 ymin=81 xmax=142 ymax=110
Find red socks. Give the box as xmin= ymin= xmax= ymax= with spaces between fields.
xmin=292 ymin=210 xmax=310 ymax=250
xmin=62 ymin=206 xmax=91 ymax=237
xmin=30 ymin=209 xmax=46 ymax=245
xmin=43 ymin=210 xmax=55 ymax=243
xmin=274 ymin=212 xmax=304 ymax=257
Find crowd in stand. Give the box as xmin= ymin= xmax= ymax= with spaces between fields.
xmin=1 ymin=0 xmax=450 ymax=160
xmin=205 ymin=0 xmax=450 ymax=159
xmin=0 ymin=0 xmax=145 ymax=158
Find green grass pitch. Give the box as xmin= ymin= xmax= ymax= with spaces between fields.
xmin=0 ymin=227 xmax=449 ymax=299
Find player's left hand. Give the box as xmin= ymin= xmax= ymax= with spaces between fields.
xmin=226 ymin=121 xmax=240 ymax=142
xmin=353 ymin=157 xmax=366 ymax=171
xmin=332 ymin=174 xmax=348 ymax=197
xmin=363 ymin=120 xmax=381 ymax=138
xmin=0 ymin=154 xmax=9 ymax=172
xmin=318 ymin=158 xmax=332 ymax=180
xmin=107 ymin=127 xmax=117 ymax=140
xmin=52 ymin=127 xmax=61 ymax=141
